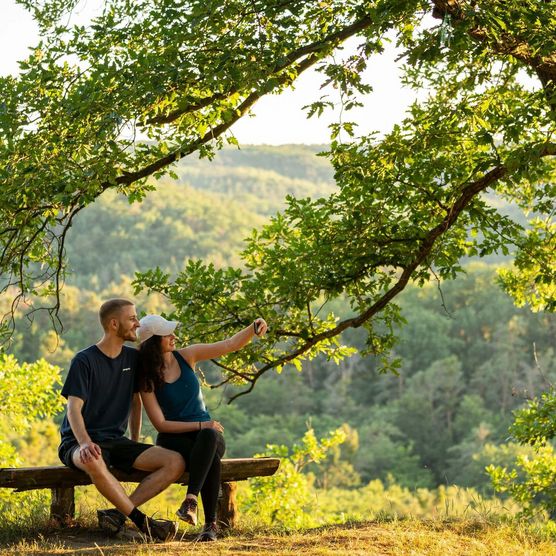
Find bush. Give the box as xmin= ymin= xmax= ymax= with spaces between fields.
xmin=488 ymin=388 xmax=556 ymax=518
xmin=0 ymin=355 xmax=63 ymax=466
xmin=0 ymin=355 xmax=63 ymax=533
xmin=241 ymin=427 xmax=346 ymax=528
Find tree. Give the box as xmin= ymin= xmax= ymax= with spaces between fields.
xmin=394 ymin=356 xmax=465 ymax=480
xmin=0 ymin=0 xmax=383 ymax=332
xmin=1 ymin=2 xmax=554 ymax=397
xmin=0 ymin=354 xmax=63 ymax=466
xmin=354 ymin=416 xmax=434 ymax=488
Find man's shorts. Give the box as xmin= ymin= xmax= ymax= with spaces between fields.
xmin=58 ymin=437 xmax=153 ymax=474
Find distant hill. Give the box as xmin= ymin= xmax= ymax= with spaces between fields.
xmin=65 ymin=145 xmax=336 ymax=288
xmin=182 ymin=144 xmax=334 ymax=182
xmin=175 ymin=144 xmax=336 ymax=215
xmin=64 ymin=144 xmax=524 ymax=288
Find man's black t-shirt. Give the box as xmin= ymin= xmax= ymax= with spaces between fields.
xmin=59 ymin=345 xmax=139 ymax=445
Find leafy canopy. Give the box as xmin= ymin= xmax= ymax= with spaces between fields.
xmin=0 ymin=1 xmax=555 ymax=397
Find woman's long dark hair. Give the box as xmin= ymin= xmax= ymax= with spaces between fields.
xmin=138 ymin=335 xmax=165 ymax=392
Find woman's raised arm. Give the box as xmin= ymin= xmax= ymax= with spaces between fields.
xmin=179 ymin=318 xmax=268 ymax=367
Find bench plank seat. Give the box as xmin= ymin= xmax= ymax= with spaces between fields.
xmin=0 ymin=457 xmax=280 ymax=527
xmin=0 ymin=458 xmax=280 ymax=491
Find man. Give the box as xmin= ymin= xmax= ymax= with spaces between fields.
xmin=58 ymin=298 xmax=185 ymax=540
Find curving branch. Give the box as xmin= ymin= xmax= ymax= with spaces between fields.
xmin=114 ymin=53 xmax=322 ymax=188
xmin=226 ymin=142 xmax=556 ymax=401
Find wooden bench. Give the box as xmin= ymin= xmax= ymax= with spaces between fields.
xmin=0 ymin=457 xmax=280 ymax=528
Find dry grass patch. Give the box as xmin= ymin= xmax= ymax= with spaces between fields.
xmin=1 ymin=519 xmax=555 ymax=556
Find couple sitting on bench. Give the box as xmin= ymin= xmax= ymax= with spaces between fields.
xmin=58 ymin=298 xmax=267 ymax=542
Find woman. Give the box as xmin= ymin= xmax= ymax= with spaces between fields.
xmin=136 ymin=314 xmax=268 ymax=541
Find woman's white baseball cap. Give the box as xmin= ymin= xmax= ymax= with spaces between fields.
xmin=137 ymin=314 xmax=179 ymax=343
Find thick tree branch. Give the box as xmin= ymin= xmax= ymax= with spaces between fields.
xmin=227 ymin=143 xmax=556 ymax=401
xmin=431 ymin=1 xmax=556 ymax=109
xmin=112 ymin=51 xmax=322 ymax=188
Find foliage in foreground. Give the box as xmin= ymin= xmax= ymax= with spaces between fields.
xmin=0 ymin=354 xmax=63 ymax=466
xmin=488 ymin=388 xmax=556 ymax=518
xmin=241 ymin=427 xmax=347 ymax=528
xmin=0 ymin=355 xmax=63 ymax=527
xmin=235 ymin=428 xmax=519 ymax=530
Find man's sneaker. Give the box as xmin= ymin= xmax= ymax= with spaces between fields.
xmin=176 ymin=497 xmax=198 ymax=525
xmin=97 ymin=508 xmax=126 ymax=534
xmin=196 ymin=522 xmax=218 ymax=542
xmin=141 ymin=516 xmax=178 ymax=542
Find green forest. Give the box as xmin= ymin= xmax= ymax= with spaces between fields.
xmin=5 ymin=145 xmax=554 ymax=503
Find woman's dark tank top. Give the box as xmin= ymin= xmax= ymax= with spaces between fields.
xmin=155 ymin=351 xmax=211 ymax=422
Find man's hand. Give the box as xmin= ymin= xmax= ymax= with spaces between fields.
xmin=78 ymin=441 xmax=102 ymax=463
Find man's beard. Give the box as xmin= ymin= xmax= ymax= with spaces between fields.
xmin=116 ymin=323 xmax=136 ymax=341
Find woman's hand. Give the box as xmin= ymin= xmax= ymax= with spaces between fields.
xmin=253 ymin=317 xmax=268 ymax=336
xmin=201 ymin=420 xmax=224 ymax=433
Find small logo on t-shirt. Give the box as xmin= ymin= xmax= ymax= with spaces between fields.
xmin=122 ymin=367 xmax=131 ymax=372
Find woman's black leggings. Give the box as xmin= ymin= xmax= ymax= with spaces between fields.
xmin=156 ymin=428 xmax=226 ymax=524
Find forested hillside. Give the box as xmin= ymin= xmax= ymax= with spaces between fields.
xmin=65 ymin=145 xmax=336 ymax=287
xmin=5 ymin=145 xmax=554 ymax=497
xmin=65 ymin=144 xmax=523 ymax=288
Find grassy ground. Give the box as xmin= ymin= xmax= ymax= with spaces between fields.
xmin=1 ymin=517 xmax=555 ymax=556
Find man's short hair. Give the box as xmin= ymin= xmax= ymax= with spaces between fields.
xmin=99 ymin=298 xmax=134 ymax=330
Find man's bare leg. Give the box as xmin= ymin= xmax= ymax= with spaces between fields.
xmin=75 ymin=447 xmax=181 ymax=540
xmin=72 ymin=450 xmax=135 ymax=515
xmin=128 ymin=446 xmax=185 ymax=507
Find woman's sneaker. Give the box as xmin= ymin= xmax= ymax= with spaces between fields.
xmin=196 ymin=522 xmax=218 ymax=542
xmin=176 ymin=497 xmax=198 ymax=525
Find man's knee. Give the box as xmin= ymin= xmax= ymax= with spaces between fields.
xmin=148 ymin=446 xmax=185 ymax=476
xmin=166 ymin=451 xmax=186 ymax=478
xmin=72 ymin=451 xmax=108 ymax=477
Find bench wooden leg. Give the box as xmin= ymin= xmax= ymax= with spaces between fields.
xmin=217 ymin=482 xmax=237 ymax=529
xmin=50 ymin=487 xmax=75 ymax=524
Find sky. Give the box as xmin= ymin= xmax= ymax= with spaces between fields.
xmin=0 ymin=0 xmax=417 ymax=145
